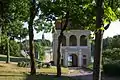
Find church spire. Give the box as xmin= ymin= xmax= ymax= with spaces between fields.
xmin=42 ymin=33 xmax=45 ymax=40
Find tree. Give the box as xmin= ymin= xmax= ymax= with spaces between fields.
xmin=40 ymin=0 xmax=70 ymax=76
xmin=0 ymin=0 xmax=29 ymax=36
xmin=93 ymin=0 xmax=120 ymax=80
xmin=28 ymin=0 xmax=54 ymax=74
xmin=111 ymin=35 xmax=120 ymax=48
xmin=28 ymin=0 xmax=38 ymax=75
xmin=0 ymin=0 xmax=10 ymax=63
xmin=0 ymin=0 xmax=53 ymax=74
xmin=0 ymin=0 xmax=30 ymax=63
xmin=40 ymin=0 xmax=120 ymax=77
xmin=93 ymin=0 xmax=104 ymax=80
xmin=103 ymin=35 xmax=120 ymax=50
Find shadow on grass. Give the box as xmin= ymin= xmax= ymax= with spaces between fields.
xmin=25 ymin=74 xmax=75 ymax=80
xmin=0 ymin=75 xmax=24 ymax=76
xmin=0 ymin=56 xmax=29 ymax=62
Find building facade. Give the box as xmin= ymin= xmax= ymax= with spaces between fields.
xmin=52 ymin=20 xmax=91 ymax=67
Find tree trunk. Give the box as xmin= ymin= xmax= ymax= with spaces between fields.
xmin=6 ymin=37 xmax=10 ymax=63
xmin=57 ymin=34 xmax=62 ymax=77
xmin=0 ymin=1 xmax=4 ymax=56
xmin=57 ymin=11 xmax=69 ymax=77
xmin=28 ymin=0 xmax=36 ymax=75
xmin=28 ymin=24 xmax=36 ymax=75
xmin=93 ymin=0 xmax=104 ymax=80
xmin=28 ymin=0 xmax=40 ymax=75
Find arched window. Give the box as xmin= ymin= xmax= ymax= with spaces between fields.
xmin=69 ymin=35 xmax=77 ymax=46
xmin=62 ymin=35 xmax=66 ymax=46
xmin=80 ymin=35 xmax=87 ymax=46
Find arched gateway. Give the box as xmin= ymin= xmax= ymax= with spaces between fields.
xmin=53 ymin=20 xmax=91 ymax=67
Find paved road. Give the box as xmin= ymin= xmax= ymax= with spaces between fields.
xmin=66 ymin=68 xmax=120 ymax=80
xmin=65 ymin=68 xmax=92 ymax=80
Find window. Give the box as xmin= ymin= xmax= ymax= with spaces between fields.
xmin=80 ymin=35 xmax=87 ymax=46
xmin=69 ymin=35 xmax=77 ymax=46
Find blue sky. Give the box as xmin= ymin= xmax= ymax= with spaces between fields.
xmin=25 ymin=20 xmax=120 ymax=42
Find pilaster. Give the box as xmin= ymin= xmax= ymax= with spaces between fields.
xmin=63 ymin=50 xmax=68 ymax=67
xmin=78 ymin=49 xmax=82 ymax=67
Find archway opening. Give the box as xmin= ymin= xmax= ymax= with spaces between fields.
xmin=68 ymin=54 xmax=78 ymax=67
xmin=69 ymin=35 xmax=77 ymax=46
xmin=82 ymin=55 xmax=87 ymax=67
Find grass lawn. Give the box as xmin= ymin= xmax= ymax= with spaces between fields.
xmin=0 ymin=54 xmax=77 ymax=80
xmin=0 ymin=61 xmax=72 ymax=80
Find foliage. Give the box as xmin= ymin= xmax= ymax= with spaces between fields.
xmin=34 ymin=42 xmax=45 ymax=61
xmin=0 ymin=35 xmax=8 ymax=54
xmin=22 ymin=39 xmax=52 ymax=51
xmin=0 ymin=35 xmax=21 ymax=57
xmin=0 ymin=0 xmax=30 ymax=39
xmin=111 ymin=35 xmax=120 ymax=48
xmin=103 ymin=48 xmax=120 ymax=64
xmin=39 ymin=0 xmax=96 ymax=30
xmin=103 ymin=63 xmax=120 ymax=76
xmin=39 ymin=0 xmax=120 ymax=30
xmin=9 ymin=40 xmax=21 ymax=57
xmin=103 ymin=35 xmax=120 ymax=65
xmin=103 ymin=35 xmax=120 ymax=50
xmin=102 ymin=36 xmax=120 ymax=77
xmin=103 ymin=37 xmax=113 ymax=50
xmin=36 ymin=39 xmax=52 ymax=47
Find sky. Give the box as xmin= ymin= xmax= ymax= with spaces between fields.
xmin=103 ymin=20 xmax=120 ymax=38
xmin=25 ymin=20 xmax=120 ymax=42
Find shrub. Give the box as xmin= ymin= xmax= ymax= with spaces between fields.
xmin=17 ymin=62 xmax=22 ymax=67
xmin=9 ymin=40 xmax=21 ymax=57
xmin=42 ymin=63 xmax=51 ymax=68
xmin=49 ymin=61 xmax=54 ymax=66
xmin=103 ymin=63 xmax=120 ymax=76
xmin=0 ymin=36 xmax=21 ymax=57
xmin=37 ymin=64 xmax=42 ymax=69
xmin=17 ymin=61 xmax=29 ymax=67
xmin=103 ymin=48 xmax=120 ymax=62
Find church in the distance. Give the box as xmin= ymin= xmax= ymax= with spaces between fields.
xmin=52 ymin=20 xmax=91 ymax=67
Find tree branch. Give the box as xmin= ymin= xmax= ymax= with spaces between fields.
xmin=60 ymin=11 xmax=69 ymax=34
xmin=104 ymin=21 xmax=111 ymax=30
